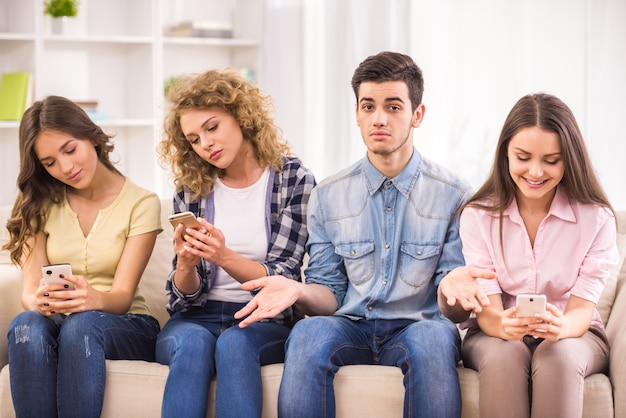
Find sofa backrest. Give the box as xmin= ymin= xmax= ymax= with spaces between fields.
xmin=139 ymin=199 xmax=175 ymax=327
xmin=601 ymin=210 xmax=626 ymax=329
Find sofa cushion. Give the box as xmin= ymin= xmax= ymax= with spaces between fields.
xmin=100 ymin=361 xmax=285 ymax=418
xmin=597 ymin=232 xmax=626 ymax=324
xmin=0 ymin=266 xmax=22 ymax=368
xmin=139 ymin=199 xmax=175 ymax=327
xmin=0 ymin=206 xmax=12 ymax=265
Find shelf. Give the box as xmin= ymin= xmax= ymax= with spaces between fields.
xmin=0 ymin=119 xmax=154 ymax=129
xmin=97 ymin=119 xmax=155 ymax=128
xmin=0 ymin=0 xmax=264 ymax=205
xmin=0 ymin=33 xmax=36 ymax=41
xmin=42 ymin=35 xmax=154 ymax=45
xmin=163 ymin=37 xmax=260 ymax=47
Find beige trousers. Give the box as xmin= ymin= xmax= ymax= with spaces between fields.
xmin=461 ymin=326 xmax=609 ymax=418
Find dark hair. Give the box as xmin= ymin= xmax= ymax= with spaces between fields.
xmin=465 ymin=93 xmax=614 ymax=234
xmin=3 ymin=95 xmax=119 ymax=266
xmin=351 ymin=51 xmax=424 ymax=111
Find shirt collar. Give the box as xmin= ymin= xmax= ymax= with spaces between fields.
xmin=547 ymin=187 xmax=576 ymax=222
xmin=505 ymin=186 xmax=576 ymax=223
xmin=362 ymin=148 xmax=421 ymax=197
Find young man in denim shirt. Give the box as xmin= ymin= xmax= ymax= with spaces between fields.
xmin=236 ymin=51 xmax=493 ymax=418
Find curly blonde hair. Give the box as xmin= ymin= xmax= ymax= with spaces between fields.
xmin=159 ymin=68 xmax=291 ymax=200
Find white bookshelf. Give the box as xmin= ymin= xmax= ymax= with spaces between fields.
xmin=0 ymin=0 xmax=265 ymax=206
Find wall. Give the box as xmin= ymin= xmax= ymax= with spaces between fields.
xmin=268 ymin=0 xmax=626 ymax=210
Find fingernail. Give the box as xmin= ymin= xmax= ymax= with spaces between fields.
xmin=44 ymin=302 xmax=49 ymax=307
xmin=64 ymin=284 xmax=69 ymax=289
xmin=43 ymin=292 xmax=49 ymax=297
xmin=183 ymin=234 xmax=189 ymax=241
xmin=59 ymin=274 xmax=65 ymax=278
xmin=50 ymin=311 xmax=56 ymax=314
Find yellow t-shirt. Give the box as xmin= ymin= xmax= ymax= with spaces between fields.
xmin=44 ymin=179 xmax=162 ymax=315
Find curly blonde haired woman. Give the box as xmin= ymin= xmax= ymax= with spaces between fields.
xmin=155 ymin=69 xmax=316 ymax=418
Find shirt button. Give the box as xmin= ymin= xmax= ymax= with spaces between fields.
xmin=386 ymin=206 xmax=392 ymax=211
xmin=367 ymin=306 xmax=373 ymax=311
xmin=417 ymin=250 xmax=422 ymax=255
xmin=385 ymin=244 xmax=390 ymax=249
xmin=382 ymin=280 xmax=387 ymax=285
xmin=386 ymin=181 xmax=392 ymax=186
xmin=351 ymin=250 xmax=356 ymax=255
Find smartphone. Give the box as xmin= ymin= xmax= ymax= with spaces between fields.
xmin=515 ymin=294 xmax=546 ymax=317
xmin=42 ymin=263 xmax=75 ymax=289
xmin=168 ymin=211 xmax=202 ymax=230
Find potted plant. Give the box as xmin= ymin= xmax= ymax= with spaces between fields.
xmin=43 ymin=0 xmax=79 ymax=35
xmin=44 ymin=0 xmax=79 ymax=18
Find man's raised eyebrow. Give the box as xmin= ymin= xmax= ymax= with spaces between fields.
xmin=358 ymin=96 xmax=406 ymax=104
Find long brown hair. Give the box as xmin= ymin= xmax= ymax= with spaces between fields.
xmin=3 ymin=95 xmax=119 ymax=266
xmin=159 ymin=68 xmax=291 ymax=201
xmin=465 ymin=93 xmax=613 ymax=214
xmin=463 ymin=93 xmax=615 ymax=251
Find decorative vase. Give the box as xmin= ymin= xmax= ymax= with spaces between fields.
xmin=50 ymin=16 xmax=78 ymax=36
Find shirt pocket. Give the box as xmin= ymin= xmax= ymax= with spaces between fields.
xmin=335 ymin=241 xmax=375 ymax=285
xmin=398 ymin=243 xmax=440 ymax=288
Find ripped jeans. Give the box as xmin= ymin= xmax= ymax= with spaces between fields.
xmin=7 ymin=310 xmax=160 ymax=418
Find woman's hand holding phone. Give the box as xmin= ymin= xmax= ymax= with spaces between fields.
xmin=39 ymin=264 xmax=77 ymax=316
xmin=169 ymin=212 xmax=228 ymax=268
xmin=168 ymin=212 xmax=207 ymax=240
xmin=510 ymin=294 xmax=566 ymax=341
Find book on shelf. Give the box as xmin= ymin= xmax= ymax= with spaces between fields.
xmin=166 ymin=21 xmax=233 ymax=38
xmin=0 ymin=71 xmax=33 ymax=121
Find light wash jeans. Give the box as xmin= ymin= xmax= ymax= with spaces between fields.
xmin=155 ymin=302 xmax=290 ymax=418
xmin=7 ymin=310 xmax=159 ymax=418
xmin=279 ymin=316 xmax=462 ymax=418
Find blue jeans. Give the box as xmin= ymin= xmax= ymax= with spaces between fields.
xmin=7 ymin=310 xmax=159 ymax=418
xmin=279 ymin=316 xmax=462 ymax=418
xmin=155 ymin=302 xmax=290 ymax=418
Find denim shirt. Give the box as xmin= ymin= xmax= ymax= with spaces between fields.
xmin=305 ymin=149 xmax=470 ymax=323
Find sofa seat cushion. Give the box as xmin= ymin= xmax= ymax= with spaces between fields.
xmin=100 ymin=361 xmax=284 ymax=418
xmin=456 ymin=366 xmax=612 ymax=418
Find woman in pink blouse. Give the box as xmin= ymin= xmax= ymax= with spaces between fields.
xmin=460 ymin=93 xmax=619 ymax=418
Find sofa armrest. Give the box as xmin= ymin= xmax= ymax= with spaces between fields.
xmin=0 ymin=264 xmax=23 ymax=369
xmin=607 ymin=261 xmax=626 ymax=417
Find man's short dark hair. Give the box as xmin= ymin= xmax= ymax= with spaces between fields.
xmin=351 ymin=51 xmax=424 ymax=111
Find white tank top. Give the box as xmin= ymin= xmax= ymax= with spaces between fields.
xmin=208 ymin=168 xmax=270 ymax=302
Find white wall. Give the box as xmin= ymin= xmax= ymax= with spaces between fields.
xmin=264 ymin=0 xmax=626 ymax=210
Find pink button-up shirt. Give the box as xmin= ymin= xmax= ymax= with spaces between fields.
xmin=460 ymin=187 xmax=619 ymax=329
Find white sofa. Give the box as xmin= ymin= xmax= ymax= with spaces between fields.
xmin=1 ymin=201 xmax=625 ymax=418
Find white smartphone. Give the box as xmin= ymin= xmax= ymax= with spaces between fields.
xmin=515 ymin=294 xmax=546 ymax=317
xmin=168 ymin=211 xmax=202 ymax=230
xmin=42 ymin=263 xmax=74 ymax=289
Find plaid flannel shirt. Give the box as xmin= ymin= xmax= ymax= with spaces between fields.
xmin=165 ymin=156 xmax=315 ymax=324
